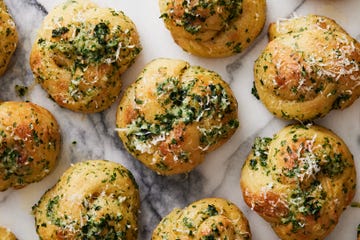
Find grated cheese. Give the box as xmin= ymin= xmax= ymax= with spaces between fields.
xmin=296 ymin=134 xmax=321 ymax=181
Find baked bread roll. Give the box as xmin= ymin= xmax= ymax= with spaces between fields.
xmin=30 ymin=0 xmax=141 ymax=113
xmin=254 ymin=15 xmax=360 ymax=121
xmin=0 ymin=226 xmax=17 ymax=240
xmin=33 ymin=160 xmax=140 ymax=239
xmin=240 ymin=124 xmax=356 ymax=240
xmin=0 ymin=101 xmax=60 ymax=191
xmin=0 ymin=0 xmax=18 ymax=76
xmin=159 ymin=0 xmax=266 ymax=57
xmin=116 ymin=58 xmax=239 ymax=175
xmin=152 ymin=198 xmax=251 ymax=239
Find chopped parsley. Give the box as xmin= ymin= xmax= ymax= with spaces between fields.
xmin=204 ymin=204 xmax=218 ymax=216
xmin=183 ymin=217 xmax=194 ymax=228
xmin=251 ymin=82 xmax=260 ymax=100
xmin=332 ymin=93 xmax=351 ymax=109
xmin=323 ymin=153 xmax=348 ymax=177
xmin=163 ymin=0 xmax=243 ymax=35
xmin=0 ymin=147 xmax=21 ymax=179
xmin=281 ymin=180 xmax=326 ymax=232
xmin=51 ymin=26 xmax=69 ymax=37
xmin=251 ymin=137 xmax=272 ymax=168
xmin=15 ymin=85 xmax=28 ymax=97
xmin=123 ymin=73 xmax=238 ymax=161
xmin=39 ymin=19 xmax=141 ymax=102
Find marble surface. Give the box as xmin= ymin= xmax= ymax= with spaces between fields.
xmin=0 ymin=0 xmax=359 ymax=239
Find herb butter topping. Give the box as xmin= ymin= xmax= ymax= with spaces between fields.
xmin=152 ymin=198 xmax=251 ymax=239
xmin=116 ymin=58 xmax=239 ymax=175
xmin=241 ymin=124 xmax=356 ymax=240
xmin=30 ymin=0 xmax=141 ymax=113
xmin=0 ymin=0 xmax=18 ymax=76
xmin=161 ymin=0 xmax=243 ymax=36
xmin=159 ymin=0 xmax=266 ymax=57
xmin=253 ymin=15 xmax=360 ymax=121
xmin=33 ymin=160 xmax=140 ymax=240
xmin=0 ymin=102 xmax=61 ymax=191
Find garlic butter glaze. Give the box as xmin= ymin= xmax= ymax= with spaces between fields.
xmin=253 ymin=15 xmax=360 ymax=121
xmin=241 ymin=124 xmax=356 ymax=240
xmin=30 ymin=0 xmax=141 ymax=113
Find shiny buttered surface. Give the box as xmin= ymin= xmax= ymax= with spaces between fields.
xmin=0 ymin=102 xmax=61 ymax=191
xmin=152 ymin=198 xmax=251 ymax=239
xmin=0 ymin=226 xmax=17 ymax=240
xmin=254 ymin=15 xmax=360 ymax=121
xmin=32 ymin=160 xmax=140 ymax=240
xmin=0 ymin=0 xmax=18 ymax=77
xmin=159 ymin=0 xmax=266 ymax=57
xmin=116 ymin=58 xmax=239 ymax=175
xmin=30 ymin=0 xmax=141 ymax=113
xmin=240 ymin=124 xmax=356 ymax=240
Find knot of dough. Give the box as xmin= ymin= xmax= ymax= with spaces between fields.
xmin=166 ymin=0 xmax=242 ymax=40
xmin=0 ymin=0 xmax=18 ymax=76
xmin=116 ymin=58 xmax=239 ymax=175
xmin=159 ymin=0 xmax=266 ymax=57
xmin=152 ymin=198 xmax=251 ymax=239
xmin=32 ymin=160 xmax=140 ymax=239
xmin=30 ymin=0 xmax=141 ymax=113
xmin=241 ymin=124 xmax=356 ymax=240
xmin=254 ymin=15 xmax=360 ymax=121
xmin=0 ymin=102 xmax=60 ymax=191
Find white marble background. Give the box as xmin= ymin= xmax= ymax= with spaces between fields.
xmin=0 ymin=0 xmax=359 ymax=239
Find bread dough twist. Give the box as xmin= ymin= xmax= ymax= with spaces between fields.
xmin=159 ymin=0 xmax=266 ymax=57
xmin=116 ymin=58 xmax=239 ymax=175
xmin=241 ymin=124 xmax=356 ymax=240
xmin=33 ymin=160 xmax=140 ymax=239
xmin=0 ymin=102 xmax=60 ymax=191
xmin=254 ymin=15 xmax=360 ymax=121
xmin=0 ymin=0 xmax=18 ymax=76
xmin=30 ymin=0 xmax=141 ymax=113
xmin=152 ymin=198 xmax=251 ymax=239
